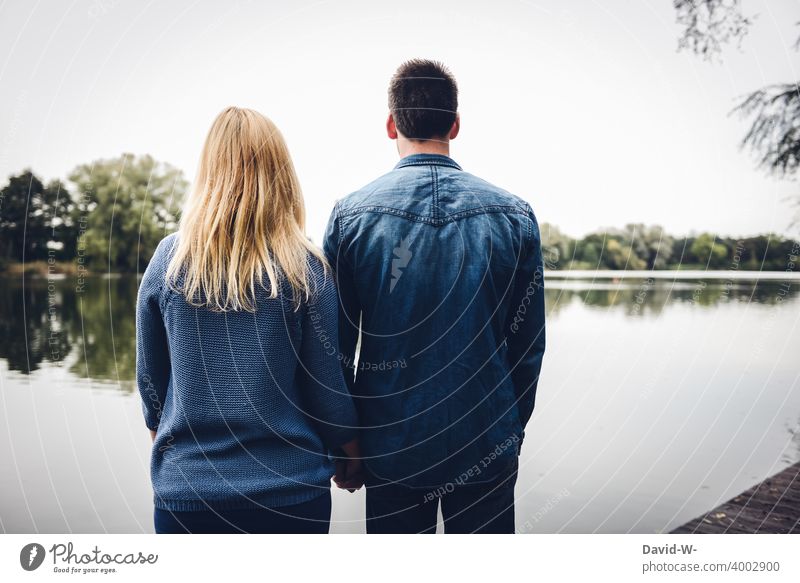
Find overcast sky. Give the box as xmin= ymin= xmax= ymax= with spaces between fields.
xmin=1 ymin=0 xmax=798 ymax=240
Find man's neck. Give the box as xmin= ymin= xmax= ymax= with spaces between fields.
xmin=397 ymin=138 xmax=450 ymax=159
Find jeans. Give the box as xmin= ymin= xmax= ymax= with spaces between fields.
xmin=154 ymin=490 xmax=331 ymax=534
xmin=365 ymin=459 xmax=518 ymax=534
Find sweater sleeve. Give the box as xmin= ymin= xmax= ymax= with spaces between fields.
xmin=136 ymin=240 xmax=171 ymax=431
xmin=505 ymin=206 xmax=546 ymax=437
xmin=297 ymin=258 xmax=359 ymax=451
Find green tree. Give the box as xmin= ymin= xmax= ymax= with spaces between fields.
xmin=620 ymin=224 xmax=650 ymax=267
xmin=540 ymin=222 xmax=574 ymax=270
xmin=69 ymin=154 xmax=187 ymax=272
xmin=690 ymin=233 xmax=728 ymax=268
xmin=0 ymin=170 xmax=72 ymax=265
xmin=578 ymin=240 xmax=601 ymax=266
xmin=624 ymin=224 xmax=674 ymax=269
xmin=602 ymin=238 xmax=647 ymax=270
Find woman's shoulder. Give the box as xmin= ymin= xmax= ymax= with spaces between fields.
xmin=157 ymin=232 xmax=179 ymax=257
xmin=147 ymin=233 xmax=179 ymax=269
xmin=141 ymin=233 xmax=179 ymax=286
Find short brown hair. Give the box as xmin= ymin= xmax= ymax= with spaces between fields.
xmin=388 ymin=59 xmax=458 ymax=141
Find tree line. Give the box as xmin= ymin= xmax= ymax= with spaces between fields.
xmin=0 ymin=154 xmax=797 ymax=274
xmin=0 ymin=154 xmax=187 ymax=272
xmin=541 ymin=223 xmax=798 ymax=272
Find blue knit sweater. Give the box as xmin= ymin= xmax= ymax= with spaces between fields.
xmin=136 ymin=234 xmax=358 ymax=511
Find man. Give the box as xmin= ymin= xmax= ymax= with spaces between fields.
xmin=323 ymin=59 xmax=545 ymax=534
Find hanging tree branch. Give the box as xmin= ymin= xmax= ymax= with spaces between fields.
xmin=675 ymin=2 xmax=800 ymax=185
xmin=674 ymin=0 xmax=753 ymax=60
xmin=735 ymin=84 xmax=800 ymax=178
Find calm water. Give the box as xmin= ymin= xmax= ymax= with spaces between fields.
xmin=1 ymin=273 xmax=798 ymax=533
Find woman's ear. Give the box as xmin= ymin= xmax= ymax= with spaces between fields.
xmin=386 ymin=113 xmax=398 ymax=140
xmin=449 ymin=113 xmax=460 ymax=140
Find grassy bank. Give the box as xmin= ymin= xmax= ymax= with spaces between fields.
xmin=1 ymin=261 xmax=85 ymax=276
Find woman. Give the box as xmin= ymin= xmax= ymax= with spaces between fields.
xmin=136 ymin=107 xmax=361 ymax=534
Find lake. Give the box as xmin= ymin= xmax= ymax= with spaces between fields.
xmin=1 ymin=272 xmax=798 ymax=533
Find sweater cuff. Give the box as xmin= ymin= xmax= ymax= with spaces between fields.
xmin=324 ymin=427 xmax=359 ymax=456
xmin=142 ymin=406 xmax=161 ymax=431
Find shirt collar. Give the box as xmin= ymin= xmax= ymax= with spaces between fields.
xmin=394 ymin=153 xmax=462 ymax=171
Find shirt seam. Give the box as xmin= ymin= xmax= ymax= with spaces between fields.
xmin=337 ymin=204 xmax=528 ymax=226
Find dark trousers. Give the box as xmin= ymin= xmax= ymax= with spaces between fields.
xmin=154 ymin=490 xmax=331 ymax=534
xmin=365 ymin=462 xmax=518 ymax=534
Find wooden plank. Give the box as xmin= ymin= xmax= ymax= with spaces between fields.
xmin=671 ymin=461 xmax=800 ymax=534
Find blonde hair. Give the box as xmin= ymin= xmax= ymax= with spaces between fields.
xmin=166 ymin=107 xmax=325 ymax=312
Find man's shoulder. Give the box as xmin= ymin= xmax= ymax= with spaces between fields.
xmin=334 ymin=170 xmax=405 ymax=216
xmin=332 ymin=164 xmax=537 ymax=224
xmin=453 ymin=170 xmax=533 ymax=215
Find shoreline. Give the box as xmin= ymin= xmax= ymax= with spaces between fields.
xmin=1 ymin=266 xmax=799 ymax=280
xmin=545 ymin=269 xmax=800 ymax=280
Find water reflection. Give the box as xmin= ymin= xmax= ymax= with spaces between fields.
xmin=0 ymin=275 xmax=138 ymax=387
xmin=0 ymin=277 xmax=70 ymax=373
xmin=546 ymin=278 xmax=797 ymax=317
xmin=0 ymin=275 xmax=796 ymax=386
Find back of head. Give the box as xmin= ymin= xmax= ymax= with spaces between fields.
xmin=166 ymin=106 xmax=323 ymax=312
xmin=388 ymin=59 xmax=458 ymax=141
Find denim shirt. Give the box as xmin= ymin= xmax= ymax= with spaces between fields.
xmin=323 ymin=153 xmax=545 ymax=488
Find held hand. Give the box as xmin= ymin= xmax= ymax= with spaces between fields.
xmin=333 ymin=438 xmax=365 ymax=492
xmin=334 ymin=457 xmax=365 ymax=492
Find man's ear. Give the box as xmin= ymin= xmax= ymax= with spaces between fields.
xmin=386 ymin=113 xmax=398 ymax=140
xmin=449 ymin=113 xmax=460 ymax=140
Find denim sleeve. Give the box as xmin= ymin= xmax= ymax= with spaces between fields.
xmin=322 ymin=203 xmax=361 ymax=393
xmin=298 ymin=260 xmax=359 ymax=450
xmin=136 ymin=243 xmax=171 ymax=431
xmin=506 ymin=206 xmax=546 ymax=436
